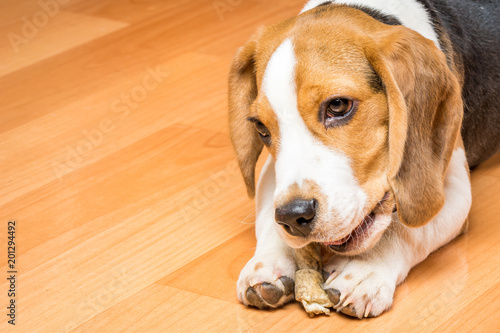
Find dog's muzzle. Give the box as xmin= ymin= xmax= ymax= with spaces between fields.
xmin=275 ymin=199 xmax=317 ymax=237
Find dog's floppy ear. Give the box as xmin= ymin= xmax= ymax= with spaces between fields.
xmin=367 ymin=27 xmax=463 ymax=227
xmin=228 ymin=31 xmax=264 ymax=198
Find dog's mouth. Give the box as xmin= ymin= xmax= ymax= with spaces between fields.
xmin=323 ymin=212 xmax=376 ymax=252
xmin=323 ymin=192 xmax=392 ymax=253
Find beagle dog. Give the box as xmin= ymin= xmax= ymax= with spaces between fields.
xmin=229 ymin=0 xmax=500 ymax=318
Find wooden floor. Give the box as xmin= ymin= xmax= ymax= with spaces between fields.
xmin=1 ymin=0 xmax=499 ymax=332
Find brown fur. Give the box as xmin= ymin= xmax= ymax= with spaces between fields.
xmin=228 ymin=30 xmax=264 ymax=198
xmin=367 ymin=25 xmax=463 ymax=227
xmin=229 ymin=6 xmax=463 ymax=227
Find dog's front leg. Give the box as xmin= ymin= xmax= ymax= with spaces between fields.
xmin=237 ymin=156 xmax=296 ymax=309
xmin=323 ymin=149 xmax=472 ymax=318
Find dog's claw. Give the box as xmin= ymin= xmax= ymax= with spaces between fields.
xmin=279 ymin=276 xmax=295 ymax=295
xmin=259 ymin=282 xmax=283 ymax=304
xmin=246 ymin=286 xmax=267 ymax=309
xmin=326 ymin=288 xmax=341 ymax=305
xmin=340 ymin=304 xmax=358 ymax=318
xmin=244 ymin=277 xmax=295 ymax=309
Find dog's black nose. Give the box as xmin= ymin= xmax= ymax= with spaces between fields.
xmin=275 ymin=199 xmax=317 ymax=237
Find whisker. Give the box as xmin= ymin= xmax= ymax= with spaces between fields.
xmin=234 ymin=211 xmax=257 ymax=225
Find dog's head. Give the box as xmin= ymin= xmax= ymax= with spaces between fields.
xmin=228 ymin=6 xmax=462 ymax=254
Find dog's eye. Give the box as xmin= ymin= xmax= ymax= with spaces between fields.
xmin=247 ymin=117 xmax=271 ymax=145
xmin=326 ymin=99 xmax=353 ymax=118
xmin=321 ymin=97 xmax=358 ymax=128
xmin=254 ymin=121 xmax=269 ymax=137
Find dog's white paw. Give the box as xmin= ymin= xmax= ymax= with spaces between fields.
xmin=323 ymin=256 xmax=396 ymax=318
xmin=237 ymin=252 xmax=296 ymax=309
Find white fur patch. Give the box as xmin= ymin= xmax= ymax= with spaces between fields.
xmin=301 ymin=0 xmax=441 ymax=49
xmin=364 ymin=148 xmax=471 ymax=282
xmin=406 ymin=148 xmax=472 ymax=262
xmin=237 ymin=155 xmax=296 ymax=307
xmin=262 ymin=38 xmax=367 ymax=240
xmin=322 ymin=149 xmax=471 ymax=317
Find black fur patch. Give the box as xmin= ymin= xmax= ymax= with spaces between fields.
xmin=313 ymin=1 xmax=401 ymax=26
xmin=349 ymin=5 xmax=402 ymax=26
xmin=366 ymin=64 xmax=384 ymax=94
xmin=415 ymin=0 xmax=500 ymax=166
xmin=317 ymin=1 xmax=334 ymax=8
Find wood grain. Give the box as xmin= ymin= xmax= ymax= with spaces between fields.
xmin=0 ymin=0 xmax=499 ymax=332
